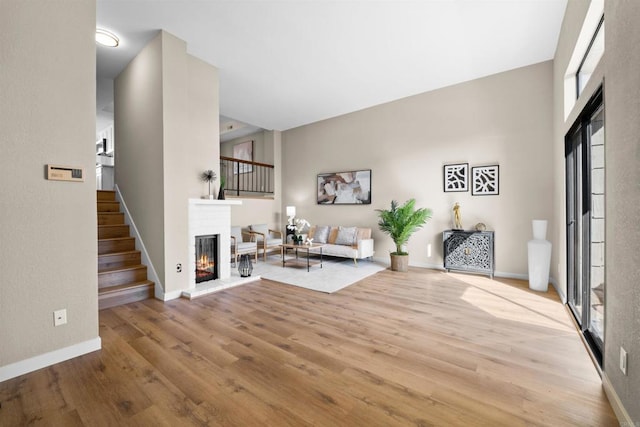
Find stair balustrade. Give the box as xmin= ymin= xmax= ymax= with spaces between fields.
xmin=220 ymin=156 xmax=274 ymax=197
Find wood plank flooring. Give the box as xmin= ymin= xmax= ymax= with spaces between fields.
xmin=0 ymin=268 xmax=617 ymax=426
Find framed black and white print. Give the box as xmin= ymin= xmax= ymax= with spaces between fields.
xmin=443 ymin=163 xmax=469 ymax=192
xmin=472 ymin=165 xmax=499 ymax=195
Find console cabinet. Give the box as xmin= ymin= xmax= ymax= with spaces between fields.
xmin=443 ymin=230 xmax=494 ymax=278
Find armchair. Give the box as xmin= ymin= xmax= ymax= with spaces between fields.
xmin=249 ymin=224 xmax=283 ymax=260
xmin=230 ymin=226 xmax=258 ymax=266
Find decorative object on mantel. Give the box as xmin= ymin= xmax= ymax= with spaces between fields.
xmin=376 ymin=199 xmax=432 ymax=272
xmin=443 ymin=163 xmax=469 ymax=192
xmin=238 ymin=254 xmax=253 ymax=277
xmin=452 ymin=202 xmax=463 ymax=230
xmin=200 ymin=170 xmax=217 ymax=199
xmin=218 ymin=175 xmax=226 ymax=200
xmin=472 ymin=165 xmax=499 ymax=195
xmin=475 ymin=222 xmax=486 ymax=232
xmin=287 ymin=216 xmax=310 ymax=245
xmin=528 ymin=219 xmax=551 ymax=292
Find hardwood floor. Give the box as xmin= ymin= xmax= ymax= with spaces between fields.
xmin=0 ymin=268 xmax=617 ymax=426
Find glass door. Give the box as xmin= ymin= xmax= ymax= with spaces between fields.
xmin=565 ymin=87 xmax=604 ymax=364
xmin=588 ymin=105 xmax=605 ymax=349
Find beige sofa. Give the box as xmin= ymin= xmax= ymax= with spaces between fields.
xmin=306 ymin=225 xmax=374 ymax=264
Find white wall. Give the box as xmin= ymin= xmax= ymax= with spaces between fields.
xmin=228 ymin=130 xmax=283 ymax=233
xmin=282 ymin=61 xmax=555 ymax=276
xmin=0 ymin=0 xmax=99 ymax=372
xmin=115 ymin=31 xmax=220 ymax=296
xmin=115 ymin=32 xmax=166 ymax=284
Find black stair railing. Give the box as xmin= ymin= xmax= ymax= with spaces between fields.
xmin=220 ymin=156 xmax=275 ymax=197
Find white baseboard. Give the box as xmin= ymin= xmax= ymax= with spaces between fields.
xmin=550 ymin=277 xmax=567 ymax=303
xmin=602 ymin=372 xmax=634 ymax=425
xmin=373 ymin=257 xmax=560 ymax=287
xmin=114 ymin=185 xmax=164 ymax=299
xmin=0 ymin=337 xmax=101 ymax=382
xmin=162 ymin=290 xmax=183 ymax=301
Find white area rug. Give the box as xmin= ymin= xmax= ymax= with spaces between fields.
xmin=252 ymin=255 xmax=386 ymax=293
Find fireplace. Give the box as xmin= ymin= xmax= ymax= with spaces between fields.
xmin=195 ymin=234 xmax=218 ymax=283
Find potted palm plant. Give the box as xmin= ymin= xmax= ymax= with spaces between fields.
xmin=376 ymin=199 xmax=432 ymax=272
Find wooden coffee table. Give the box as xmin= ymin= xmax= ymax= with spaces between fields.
xmin=279 ymin=243 xmax=326 ymax=272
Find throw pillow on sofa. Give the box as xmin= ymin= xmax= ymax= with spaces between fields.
xmin=335 ymin=226 xmax=358 ymax=245
xmin=313 ymin=225 xmax=331 ymax=244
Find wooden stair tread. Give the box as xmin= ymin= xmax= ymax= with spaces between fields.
xmin=98 ymin=264 xmax=146 ymax=274
xmin=97 ymin=224 xmax=130 ymax=239
xmin=97 ymin=202 xmax=120 ymax=213
xmin=98 ymin=236 xmax=134 ymax=242
xmin=97 ymin=212 xmax=125 ymax=225
xmin=96 ymin=190 xmax=153 ymax=309
xmin=97 ymin=190 xmax=116 ymax=200
xmin=98 ymin=281 xmax=154 ymax=295
xmin=98 ymin=250 xmax=140 ymax=258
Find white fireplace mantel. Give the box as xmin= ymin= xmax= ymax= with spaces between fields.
xmin=189 ymin=198 xmax=243 ymax=206
xmin=187 ymin=198 xmax=242 ymax=288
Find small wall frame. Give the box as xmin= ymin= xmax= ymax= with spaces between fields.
xmin=233 ymin=140 xmax=253 ymax=174
xmin=443 ymin=163 xmax=469 ymax=192
xmin=472 ymin=165 xmax=499 ymax=195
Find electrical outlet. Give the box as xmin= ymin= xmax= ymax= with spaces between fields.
xmin=620 ymin=347 xmax=628 ymax=375
xmin=176 ymin=263 xmax=182 ymax=273
xmin=53 ymin=309 xmax=67 ymax=326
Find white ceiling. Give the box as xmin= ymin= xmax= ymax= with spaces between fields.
xmin=96 ymin=0 xmax=567 ymax=132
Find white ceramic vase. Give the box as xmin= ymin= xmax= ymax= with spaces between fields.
xmin=528 ymin=219 xmax=551 ymax=292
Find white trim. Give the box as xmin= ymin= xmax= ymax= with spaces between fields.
xmin=375 ymin=257 xmax=562 ymax=290
xmin=0 ymin=337 xmax=101 ymax=382
xmin=550 ymin=277 xmax=566 ymax=303
xmin=563 ymin=0 xmax=604 ymax=119
xmin=602 ymin=372 xmax=633 ymax=426
xmin=162 ymin=290 xmax=183 ymax=301
xmin=114 ymin=184 xmax=164 ymax=299
xmin=181 ymin=275 xmax=260 ymax=299
xmin=188 ymin=198 xmax=242 ymax=206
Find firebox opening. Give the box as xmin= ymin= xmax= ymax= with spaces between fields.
xmin=195 ymin=234 xmax=219 ymax=283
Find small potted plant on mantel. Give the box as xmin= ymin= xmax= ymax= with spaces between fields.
xmin=201 ymin=170 xmax=217 ymax=199
xmin=376 ymin=199 xmax=432 ymax=272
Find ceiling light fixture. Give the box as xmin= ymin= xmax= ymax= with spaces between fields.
xmin=96 ymin=29 xmax=119 ymax=47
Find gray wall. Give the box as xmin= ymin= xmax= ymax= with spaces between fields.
xmin=282 ymin=61 xmax=555 ymax=277
xmin=0 ymin=0 xmax=99 ymax=367
xmin=115 ymin=32 xmax=166 ymax=285
xmin=554 ymin=0 xmax=640 ymax=421
xmin=115 ymin=31 xmax=220 ymax=295
xmin=603 ymin=0 xmax=640 ymax=420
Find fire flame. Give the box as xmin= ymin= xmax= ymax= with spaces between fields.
xmin=197 ymin=254 xmax=215 ymax=270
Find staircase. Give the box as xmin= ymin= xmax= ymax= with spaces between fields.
xmin=97 ymin=190 xmax=154 ymax=309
